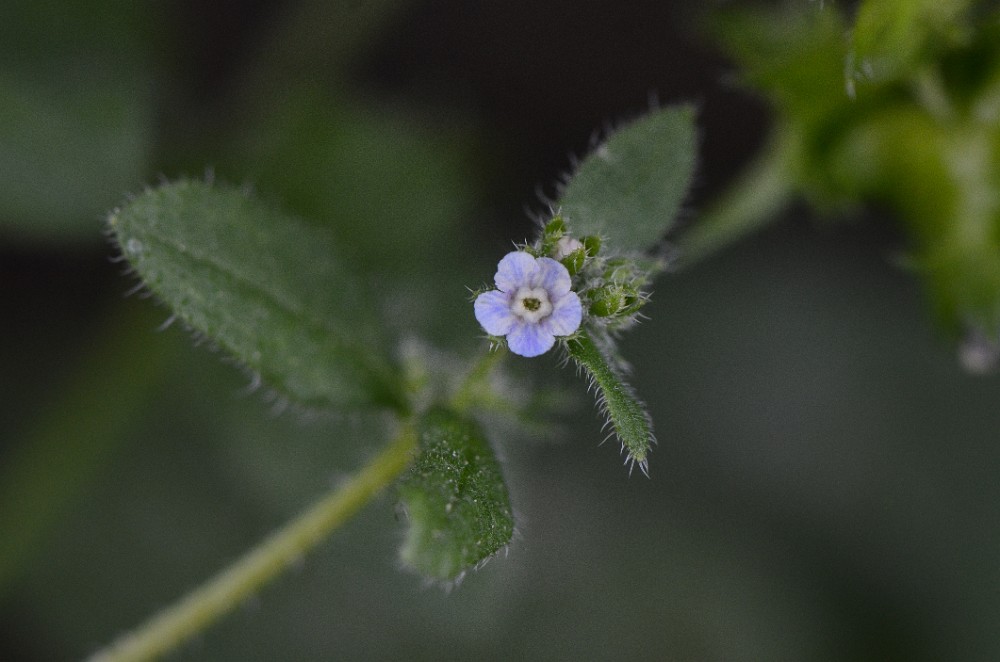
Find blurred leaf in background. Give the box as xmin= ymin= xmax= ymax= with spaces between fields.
xmin=3 ymin=0 xmax=1000 ymax=661
xmin=703 ymin=0 xmax=1000 ymax=366
xmin=0 ymin=0 xmax=154 ymax=244
xmin=221 ymin=86 xmax=485 ymax=345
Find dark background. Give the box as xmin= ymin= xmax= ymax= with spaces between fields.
xmin=2 ymin=1 xmax=999 ymax=660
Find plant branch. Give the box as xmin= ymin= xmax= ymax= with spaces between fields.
xmin=88 ymin=424 xmax=417 ymax=662
xmin=675 ymin=128 xmax=796 ymax=269
xmin=450 ymin=345 xmax=507 ymax=413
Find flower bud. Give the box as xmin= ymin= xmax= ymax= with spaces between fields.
xmin=560 ymin=247 xmax=586 ymax=276
xmin=544 ymin=217 xmax=566 ymax=239
xmin=589 ymin=286 xmax=624 ymax=317
xmin=582 ymin=235 xmax=601 ymax=257
xmin=588 ymin=283 xmax=644 ymax=318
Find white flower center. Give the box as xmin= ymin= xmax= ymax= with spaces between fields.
xmin=511 ymin=286 xmax=553 ymax=324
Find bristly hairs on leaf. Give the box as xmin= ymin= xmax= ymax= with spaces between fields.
xmin=563 ymin=330 xmax=655 ymax=477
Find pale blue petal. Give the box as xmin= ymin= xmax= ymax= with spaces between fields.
xmin=495 ymin=251 xmax=538 ymax=292
xmin=540 ymin=291 xmax=582 ymax=336
xmin=533 ymin=257 xmax=572 ymax=297
xmin=474 ymin=290 xmax=516 ymax=336
xmin=507 ymin=321 xmax=555 ymax=357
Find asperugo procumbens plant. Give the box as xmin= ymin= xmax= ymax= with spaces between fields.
xmin=92 ymin=106 xmax=697 ymax=661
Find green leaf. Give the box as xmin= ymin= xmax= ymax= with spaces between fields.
xmin=566 ymin=331 xmax=654 ymax=475
xmin=398 ymin=408 xmax=514 ymax=581
xmin=713 ymin=5 xmax=863 ymax=135
xmin=850 ymin=0 xmax=972 ymax=86
xmin=108 ymin=179 xmax=405 ymax=411
xmin=826 ymin=107 xmax=1000 ymax=342
xmin=558 ymin=105 xmax=698 ymax=253
xmin=218 ymin=87 xmax=483 ymax=345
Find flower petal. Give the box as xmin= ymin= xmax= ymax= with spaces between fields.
xmin=474 ymin=290 xmax=516 ymax=336
xmin=532 ymin=257 xmax=572 ymax=297
xmin=540 ymin=291 xmax=582 ymax=337
xmin=495 ymin=251 xmax=538 ymax=292
xmin=507 ymin=321 xmax=556 ymax=357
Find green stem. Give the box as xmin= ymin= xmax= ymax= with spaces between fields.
xmin=88 ymin=425 xmax=418 ymax=662
xmin=675 ymin=128 xmax=796 ymax=269
xmin=449 ymin=345 xmax=507 ymax=413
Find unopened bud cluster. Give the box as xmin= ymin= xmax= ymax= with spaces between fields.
xmin=527 ymin=216 xmax=652 ymax=332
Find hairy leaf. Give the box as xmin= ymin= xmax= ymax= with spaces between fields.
xmin=398 ymin=408 xmax=514 ymax=581
xmin=108 ymin=179 xmax=405 ymax=411
xmin=567 ymin=332 xmax=654 ymax=475
xmin=558 ymin=105 xmax=697 ymax=253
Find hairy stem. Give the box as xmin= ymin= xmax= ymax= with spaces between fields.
xmin=88 ymin=425 xmax=417 ymax=662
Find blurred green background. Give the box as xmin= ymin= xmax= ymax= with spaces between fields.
xmin=2 ymin=1 xmax=999 ymax=660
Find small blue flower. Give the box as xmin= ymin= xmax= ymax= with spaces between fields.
xmin=475 ymin=251 xmax=583 ymax=357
